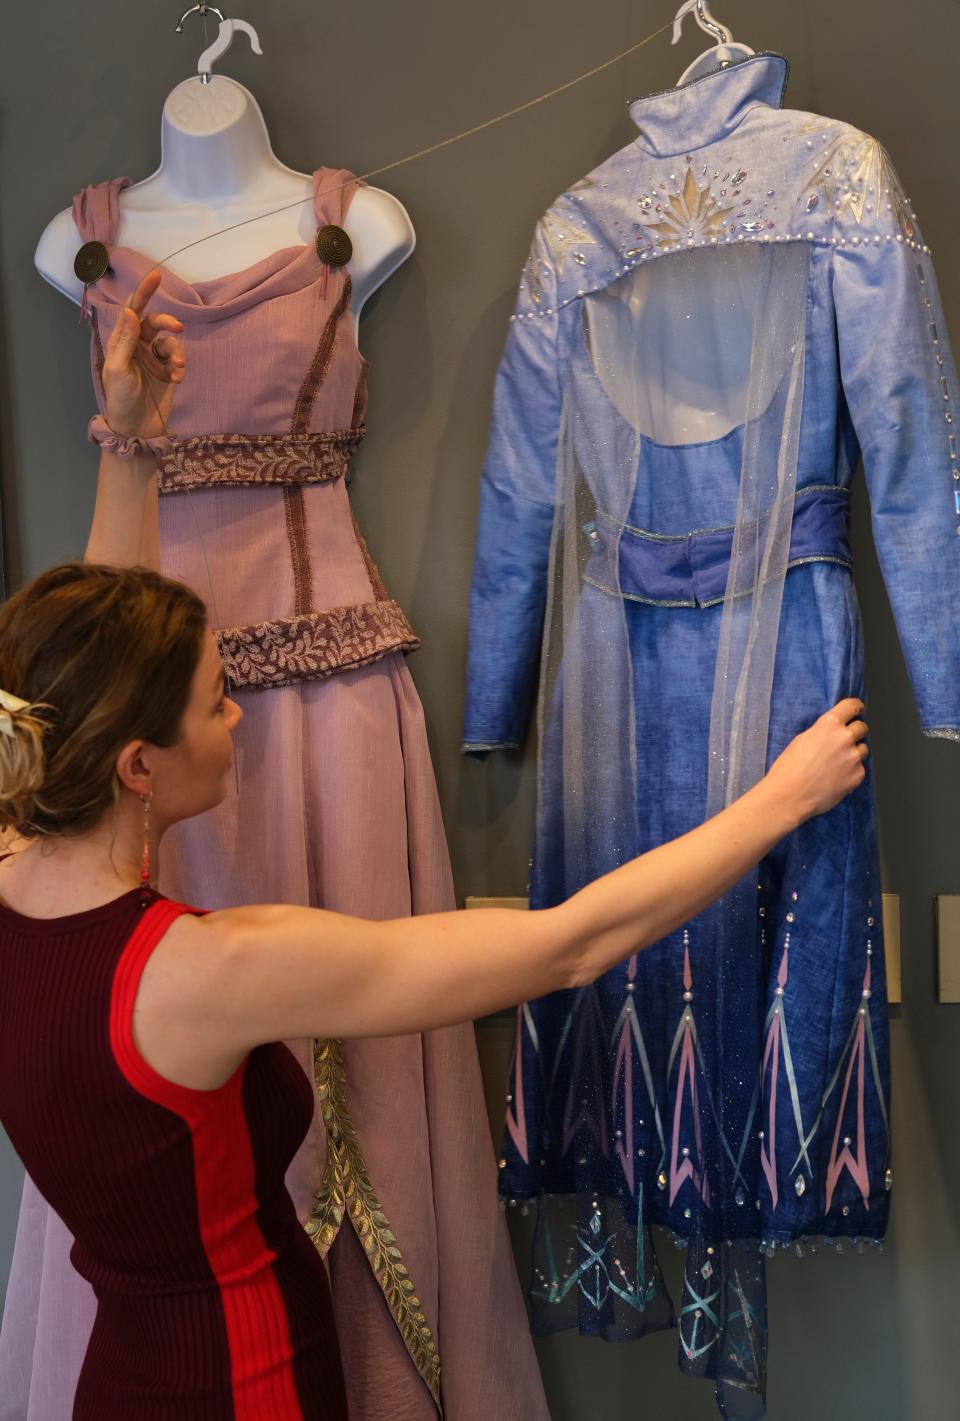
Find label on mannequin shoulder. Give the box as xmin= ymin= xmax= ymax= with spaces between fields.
xmin=165 ymin=76 xmax=247 ymax=136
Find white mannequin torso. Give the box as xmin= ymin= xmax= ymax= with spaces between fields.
xmin=35 ymin=76 xmax=416 ymax=336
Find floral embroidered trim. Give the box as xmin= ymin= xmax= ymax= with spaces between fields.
xmin=216 ymin=600 xmax=419 ymax=690
xmin=923 ymin=727 xmax=960 ymax=743
xmin=155 ymin=429 xmax=365 ymax=491
xmin=309 ymin=1040 xmax=443 ymax=1412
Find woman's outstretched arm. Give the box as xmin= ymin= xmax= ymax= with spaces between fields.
xmin=143 ymin=700 xmax=868 ymax=1087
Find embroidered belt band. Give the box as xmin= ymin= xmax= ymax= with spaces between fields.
xmin=156 ymin=428 xmax=366 ymax=491
xmin=584 ymin=485 xmax=852 ymax=609
xmin=216 ymin=598 xmax=420 ymax=690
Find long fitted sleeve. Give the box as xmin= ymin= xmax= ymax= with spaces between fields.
xmin=462 ymin=235 xmax=562 ymax=754
xmin=832 ymin=156 xmax=960 ymax=739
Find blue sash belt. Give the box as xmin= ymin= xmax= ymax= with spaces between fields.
xmin=583 ymin=486 xmax=851 ymax=609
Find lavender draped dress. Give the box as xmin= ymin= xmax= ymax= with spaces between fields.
xmin=0 ymin=169 xmax=548 ymax=1421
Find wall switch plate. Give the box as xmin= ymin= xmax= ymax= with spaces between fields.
xmin=936 ymin=895 xmax=960 ymax=1003
xmin=882 ymin=893 xmax=902 ymax=1005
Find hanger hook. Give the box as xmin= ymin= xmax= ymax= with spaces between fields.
xmin=175 ymin=4 xmax=226 ymax=35
xmin=696 ymin=3 xmax=733 ymax=46
xmin=672 ymin=1 xmax=734 ymax=48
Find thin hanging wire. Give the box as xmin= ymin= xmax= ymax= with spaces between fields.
xmin=115 ymin=12 xmax=677 ymax=793
xmin=141 ymin=18 xmax=676 ymax=279
xmin=122 ymin=12 xmax=680 ymax=620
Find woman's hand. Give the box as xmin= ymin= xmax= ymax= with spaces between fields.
xmin=765 ymin=698 xmax=869 ymax=827
xmin=102 ymin=270 xmax=185 ymax=438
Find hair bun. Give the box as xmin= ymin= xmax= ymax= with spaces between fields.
xmin=0 ymin=694 xmax=49 ymax=836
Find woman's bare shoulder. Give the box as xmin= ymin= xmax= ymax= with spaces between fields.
xmin=159 ymin=901 xmax=291 ymax=965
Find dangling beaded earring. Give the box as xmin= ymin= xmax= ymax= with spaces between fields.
xmin=139 ymin=793 xmax=153 ymax=908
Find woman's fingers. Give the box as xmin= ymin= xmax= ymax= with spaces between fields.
xmin=140 ymin=310 xmax=184 ymax=343
xmin=147 ymin=332 xmax=184 ymax=363
xmin=126 ymin=268 xmax=163 ymax=319
xmin=828 ymin=697 xmax=865 ymax=726
xmin=102 ymin=306 xmax=141 ymax=375
xmin=126 ymin=272 xmax=185 ymax=368
xmin=138 ymin=334 xmax=186 ymax=385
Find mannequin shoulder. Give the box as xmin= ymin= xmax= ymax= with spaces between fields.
xmin=35 ymin=205 xmax=85 ymax=305
xmin=348 ymin=184 xmax=416 ymax=309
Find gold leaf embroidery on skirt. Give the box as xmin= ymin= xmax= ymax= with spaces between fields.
xmin=308 ymin=1040 xmax=443 ymax=1412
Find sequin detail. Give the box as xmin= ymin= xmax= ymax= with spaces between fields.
xmin=796 ymin=128 xmax=917 ymax=240
xmin=641 ymin=166 xmax=739 ymax=248
xmin=512 ymin=119 xmax=933 ymax=322
xmin=909 ymin=254 xmax=960 ymax=536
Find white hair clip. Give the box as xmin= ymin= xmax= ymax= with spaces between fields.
xmin=0 ymin=690 xmax=30 ymax=740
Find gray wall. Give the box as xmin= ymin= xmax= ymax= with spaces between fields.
xmin=2 ymin=1 xmax=959 ymax=1416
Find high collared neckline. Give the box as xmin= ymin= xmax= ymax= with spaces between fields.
xmin=628 ymin=53 xmax=789 ymax=158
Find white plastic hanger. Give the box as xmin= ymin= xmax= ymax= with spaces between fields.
xmin=175 ymin=5 xmax=264 ymax=85
xmin=671 ymin=1 xmax=754 ymax=86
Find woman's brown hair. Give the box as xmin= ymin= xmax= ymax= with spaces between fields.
xmin=0 ymin=563 xmax=207 ymax=838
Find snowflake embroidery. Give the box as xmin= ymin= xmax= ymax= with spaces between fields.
xmin=796 ymin=125 xmax=919 ymax=240
xmin=642 ymin=167 xmax=738 ymax=246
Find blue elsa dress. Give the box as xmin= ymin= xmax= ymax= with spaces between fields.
xmin=463 ymin=53 xmax=960 ymax=1418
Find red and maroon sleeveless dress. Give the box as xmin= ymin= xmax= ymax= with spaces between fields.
xmin=0 ymin=889 xmax=348 ymax=1420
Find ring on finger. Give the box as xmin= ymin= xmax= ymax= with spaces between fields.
xmin=150 ymin=333 xmax=171 ymax=361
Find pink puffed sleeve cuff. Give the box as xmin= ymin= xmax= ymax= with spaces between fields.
xmin=87 ymin=415 xmax=172 ymax=459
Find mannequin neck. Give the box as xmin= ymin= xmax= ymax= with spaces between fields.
xmin=158 ymin=76 xmax=285 ymax=202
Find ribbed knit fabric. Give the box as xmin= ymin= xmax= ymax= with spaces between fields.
xmin=0 ymin=890 xmax=347 ymax=1420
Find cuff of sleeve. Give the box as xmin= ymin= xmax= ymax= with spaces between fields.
xmin=461 ymin=741 xmax=522 ymax=761
xmin=923 ymin=727 xmax=960 ymax=743
xmin=87 ymin=415 xmax=172 ymax=460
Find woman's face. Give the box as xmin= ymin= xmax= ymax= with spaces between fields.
xmin=150 ymin=629 xmax=243 ymax=827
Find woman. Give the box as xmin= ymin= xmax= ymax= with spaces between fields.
xmin=0 ymin=281 xmax=869 ymax=1419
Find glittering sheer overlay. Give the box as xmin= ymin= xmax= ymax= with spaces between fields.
xmin=520 ymin=242 xmax=811 ymax=1415
xmin=0 ymin=166 xmax=549 ymax=1421
xmin=464 ymin=57 xmax=960 ymax=1415
xmin=461 ymin=49 xmax=960 ymax=1415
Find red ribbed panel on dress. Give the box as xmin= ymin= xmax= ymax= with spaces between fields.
xmin=109 ymin=900 xmax=304 ymax=1421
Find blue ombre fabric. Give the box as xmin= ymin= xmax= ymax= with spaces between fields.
xmin=463 ymin=53 xmax=960 ymax=1418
